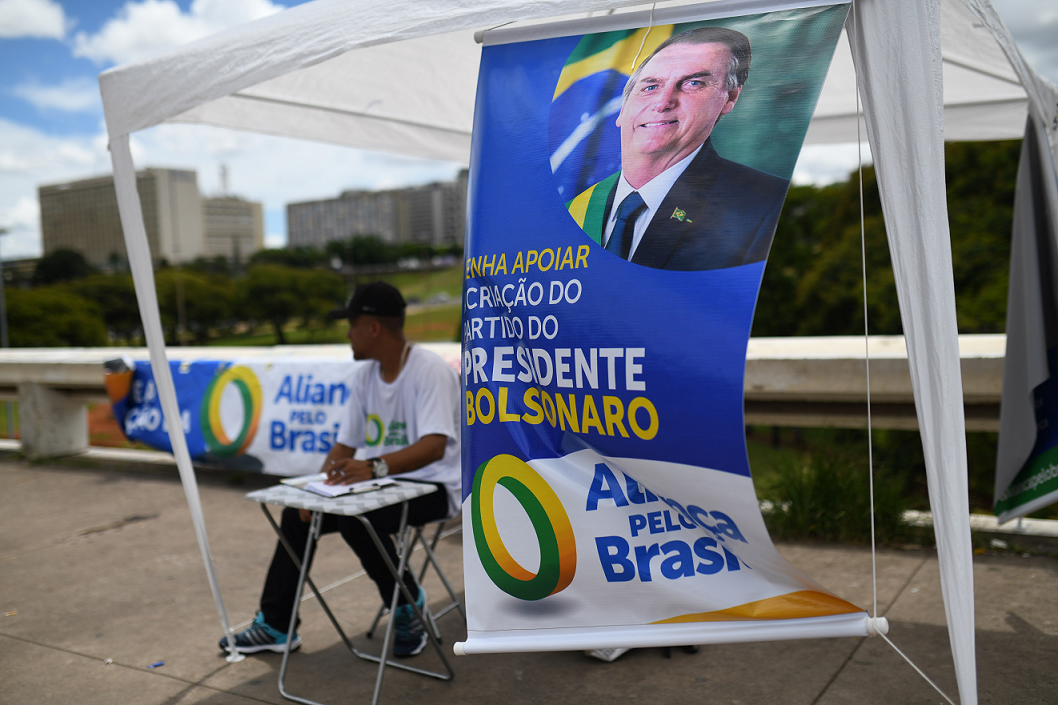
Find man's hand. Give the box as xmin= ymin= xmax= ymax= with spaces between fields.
xmin=323 ymin=457 xmax=373 ymax=485
xmin=297 ymin=436 xmax=447 ymax=523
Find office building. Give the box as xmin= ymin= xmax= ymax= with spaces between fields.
xmin=202 ymin=196 xmax=264 ymax=264
xmin=287 ymin=169 xmax=468 ymax=249
xmin=287 ymin=189 xmax=399 ymax=248
xmin=39 ymin=169 xmax=264 ymax=269
xmin=40 ymin=169 xmax=203 ymax=268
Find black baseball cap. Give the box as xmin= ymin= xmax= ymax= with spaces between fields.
xmin=329 ymin=281 xmax=406 ymax=319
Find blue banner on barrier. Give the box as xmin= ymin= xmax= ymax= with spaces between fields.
xmin=108 ymin=359 xmax=358 ymax=474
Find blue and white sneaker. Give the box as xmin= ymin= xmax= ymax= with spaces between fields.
xmin=218 ymin=612 xmax=301 ymax=654
xmin=392 ymin=587 xmax=428 ymax=658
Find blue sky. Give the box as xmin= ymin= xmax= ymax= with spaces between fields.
xmin=1 ymin=0 xmax=1056 ymax=260
xmin=0 ymin=0 xmax=466 ymax=259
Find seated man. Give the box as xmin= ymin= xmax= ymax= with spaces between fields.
xmin=221 ymin=281 xmax=461 ymax=658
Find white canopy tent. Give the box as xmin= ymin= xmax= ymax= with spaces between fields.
xmin=98 ymin=0 xmax=1038 ymax=163
xmin=97 ymin=1 xmax=1058 ymax=703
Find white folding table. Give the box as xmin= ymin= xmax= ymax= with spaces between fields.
xmin=245 ymin=481 xmax=454 ymax=705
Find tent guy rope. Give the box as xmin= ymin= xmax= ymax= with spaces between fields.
xmin=853 ymin=14 xmax=955 ymax=699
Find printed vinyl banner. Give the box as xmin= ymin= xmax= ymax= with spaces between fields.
xmin=995 ymin=117 xmax=1058 ymax=522
xmin=107 ymin=360 xmax=360 ymax=475
xmin=996 ymin=348 xmax=1058 ymax=520
xmin=459 ymin=3 xmax=867 ymax=653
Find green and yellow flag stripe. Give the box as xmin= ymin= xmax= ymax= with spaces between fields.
xmin=553 ymin=25 xmax=674 ymax=100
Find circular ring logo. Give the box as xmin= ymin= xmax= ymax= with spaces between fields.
xmin=200 ymin=366 xmax=262 ymax=457
xmin=471 ymin=454 xmax=577 ymax=601
xmin=365 ymin=414 xmax=384 ymax=447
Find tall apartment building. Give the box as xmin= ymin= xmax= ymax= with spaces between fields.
xmin=287 ymin=189 xmax=400 ymax=248
xmin=287 ymin=169 xmax=468 ymax=249
xmin=202 ymin=196 xmax=264 ymax=264
xmin=39 ymin=169 xmax=203 ymax=268
xmin=38 ymin=169 xmax=264 ymax=269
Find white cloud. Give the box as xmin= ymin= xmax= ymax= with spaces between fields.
xmin=72 ymin=0 xmax=286 ymax=66
xmin=0 ymin=118 xmax=111 ymax=259
xmin=132 ymin=123 xmax=464 ymax=247
xmin=0 ymin=119 xmax=107 ymax=179
xmin=0 ymin=152 xmax=31 ymax=172
xmin=995 ymin=1 xmax=1058 ymax=84
xmin=0 ymin=116 xmax=463 ymax=260
xmin=0 ymin=197 xmax=42 ymax=259
xmin=264 ymin=230 xmax=285 ymax=249
xmin=0 ymin=0 xmax=65 ymax=39
xmin=12 ymin=77 xmax=101 ymax=113
xmin=0 ymin=107 xmax=863 ymax=263
xmin=131 ymin=123 xmax=462 ymax=203
xmin=792 ymin=143 xmax=873 ymax=187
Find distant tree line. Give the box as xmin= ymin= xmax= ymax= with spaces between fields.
xmin=8 ymin=235 xmax=460 ymax=347
xmin=7 ymin=260 xmax=345 ymax=347
xmin=752 ymin=139 xmax=1019 ymax=337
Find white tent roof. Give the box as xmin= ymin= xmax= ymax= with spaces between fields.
xmin=100 ymin=0 xmax=1039 ymax=162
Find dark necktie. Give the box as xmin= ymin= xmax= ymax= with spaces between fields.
xmin=605 ymin=191 xmax=646 ymax=260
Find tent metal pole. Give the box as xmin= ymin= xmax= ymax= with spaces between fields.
xmin=107 ymin=134 xmax=244 ymax=663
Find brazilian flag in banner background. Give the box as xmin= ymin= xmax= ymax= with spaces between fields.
xmin=550 ymin=9 xmax=846 ymax=202
xmin=459 ymin=2 xmax=870 ymax=655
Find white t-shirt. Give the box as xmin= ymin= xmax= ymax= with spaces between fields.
xmin=336 ymin=345 xmax=462 ymax=516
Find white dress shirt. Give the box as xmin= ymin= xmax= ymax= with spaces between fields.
xmin=603 ymin=143 xmax=704 ymax=260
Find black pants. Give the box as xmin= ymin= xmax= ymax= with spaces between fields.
xmin=259 ymin=482 xmax=448 ymax=633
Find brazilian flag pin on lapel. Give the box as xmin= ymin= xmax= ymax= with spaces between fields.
xmin=671 ymin=207 xmax=692 ymax=223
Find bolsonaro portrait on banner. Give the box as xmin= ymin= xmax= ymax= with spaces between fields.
xmin=566 ymin=27 xmax=790 ymax=272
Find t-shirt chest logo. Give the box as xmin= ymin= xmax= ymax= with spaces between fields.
xmin=383 ymin=421 xmax=409 ymax=447
xmin=365 ymin=414 xmax=409 ymax=448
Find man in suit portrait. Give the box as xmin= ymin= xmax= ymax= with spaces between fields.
xmin=566 ymin=27 xmax=789 ymax=271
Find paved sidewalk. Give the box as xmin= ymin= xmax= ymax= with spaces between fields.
xmin=1 ymin=455 xmax=1055 ymax=704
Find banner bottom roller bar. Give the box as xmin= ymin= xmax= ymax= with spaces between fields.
xmin=454 ymin=612 xmax=871 ymax=655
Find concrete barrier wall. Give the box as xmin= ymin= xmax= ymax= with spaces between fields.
xmin=742 ymin=335 xmax=1003 ymax=432
xmin=0 ymin=335 xmax=1004 ymax=458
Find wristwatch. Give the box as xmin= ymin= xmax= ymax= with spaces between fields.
xmin=369 ymin=457 xmax=389 ymax=478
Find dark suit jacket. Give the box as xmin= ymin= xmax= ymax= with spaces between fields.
xmin=569 ymin=140 xmax=790 ymax=271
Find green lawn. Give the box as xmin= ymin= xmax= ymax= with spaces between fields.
xmin=404 ymin=305 xmax=461 ymax=343
xmin=208 ymin=306 xmax=461 ymax=347
xmin=359 ymin=266 xmax=464 ymax=302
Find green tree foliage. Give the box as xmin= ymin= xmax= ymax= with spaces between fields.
xmin=237 ymin=264 xmax=344 ymax=344
xmin=754 ymin=140 xmax=1019 ymax=337
xmin=753 ymin=170 xmax=902 ymax=336
xmin=66 ymin=274 xmax=142 ymax=344
xmin=155 ymin=269 xmax=237 ymax=344
xmin=185 ymin=255 xmax=233 ymax=277
xmin=6 ymin=287 xmax=106 ymax=346
xmin=249 ymin=246 xmax=328 ymax=269
xmin=105 ymin=252 xmax=128 ymax=272
xmin=325 ymin=235 xmax=395 ymax=266
xmin=946 ymin=140 xmax=1020 ymax=333
xmin=34 ymin=248 xmax=95 ymax=285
